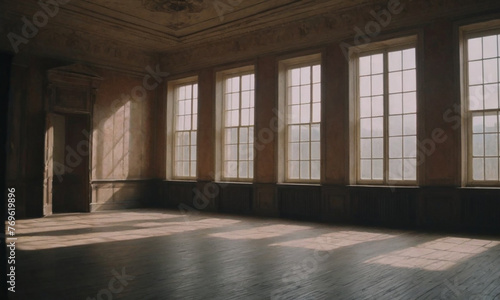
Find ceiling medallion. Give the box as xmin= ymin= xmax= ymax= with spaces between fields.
xmin=142 ymin=0 xmax=205 ymax=13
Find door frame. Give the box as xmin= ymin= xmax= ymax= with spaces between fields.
xmin=43 ymin=64 xmax=101 ymax=216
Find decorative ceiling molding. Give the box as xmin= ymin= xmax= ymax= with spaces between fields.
xmin=49 ymin=63 xmax=103 ymax=80
xmin=161 ymin=0 xmax=500 ymax=73
xmin=142 ymin=0 xmax=205 ymax=13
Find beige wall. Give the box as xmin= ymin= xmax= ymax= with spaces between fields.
xmin=92 ymin=70 xmax=155 ymax=180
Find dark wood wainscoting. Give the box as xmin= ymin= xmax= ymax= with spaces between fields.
xmin=218 ymin=183 xmax=253 ymax=214
xmin=160 ymin=181 xmax=500 ymax=232
xmin=278 ymin=184 xmax=321 ymax=220
xmin=349 ymin=186 xmax=418 ymax=227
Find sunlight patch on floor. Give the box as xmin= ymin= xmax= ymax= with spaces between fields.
xmin=364 ymin=237 xmax=500 ymax=271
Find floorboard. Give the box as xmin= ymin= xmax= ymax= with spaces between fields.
xmin=7 ymin=209 xmax=500 ymax=300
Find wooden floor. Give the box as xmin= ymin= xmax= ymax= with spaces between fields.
xmin=9 ymin=209 xmax=500 ymax=300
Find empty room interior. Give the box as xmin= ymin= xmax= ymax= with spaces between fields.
xmin=2 ymin=0 xmax=500 ymax=299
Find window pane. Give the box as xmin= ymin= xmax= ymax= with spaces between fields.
xmin=389 ymin=72 xmax=402 ymax=93
xmin=360 ymin=139 xmax=372 ymax=159
xmin=241 ymin=75 xmax=251 ymax=91
xmin=360 ymin=76 xmax=371 ymax=97
xmin=311 ymin=142 xmax=320 ymax=160
xmin=389 ymin=51 xmax=402 ymax=72
xmin=372 ymin=74 xmax=384 ymax=96
xmin=239 ymin=161 xmax=248 ymax=178
xmin=359 ymin=56 xmax=371 ymax=76
xmin=485 ymin=158 xmax=499 ymax=180
xmin=226 ymin=145 xmax=237 ymax=160
xmin=389 ymin=115 xmax=402 ymax=136
xmin=290 ymin=125 xmax=300 ymax=142
xmin=372 ymin=96 xmax=384 ymax=117
xmin=311 ymin=124 xmax=320 ymax=141
xmin=469 ymin=61 xmax=483 ymax=85
xmin=389 ymin=159 xmax=403 ymax=181
xmin=404 ymin=159 xmax=417 ymax=180
xmin=484 ymin=84 xmax=499 ymax=109
xmin=291 ymin=69 xmax=300 ymax=86
xmin=485 ymin=133 xmax=498 ymax=156
xmin=239 ymin=144 xmax=249 ymax=161
xmin=389 ymin=94 xmax=402 ymax=115
xmin=403 ymin=114 xmax=417 ymax=135
xmin=484 ymin=59 xmax=498 ymax=83
xmin=300 ymin=86 xmax=310 ymax=104
xmin=313 ymin=83 xmax=321 ymax=102
xmin=313 ymin=65 xmax=321 ymax=83
xmin=300 ymin=67 xmax=311 ymax=85
xmin=300 ymin=125 xmax=310 ymax=142
xmin=473 ymin=134 xmax=484 ymax=156
xmin=300 ymin=142 xmax=310 ymax=160
xmin=403 ymin=92 xmax=417 ymax=114
xmin=291 ymin=87 xmax=300 ymax=104
xmin=361 ymin=97 xmax=372 ymax=117
xmin=483 ymin=35 xmax=498 ymax=59
xmin=225 ymin=161 xmax=237 ymax=178
xmin=473 ymin=158 xmax=484 ymax=180
xmin=360 ymin=118 xmax=371 ymax=138
xmin=403 ymin=136 xmax=417 ymax=158
xmin=289 ymin=161 xmax=299 ymax=179
xmin=311 ymin=161 xmax=320 ymax=180
xmin=191 ymin=162 xmax=197 ymax=177
xmin=468 ymin=37 xmax=483 ymax=61
xmin=360 ymin=159 xmax=371 ymax=179
xmin=231 ymin=77 xmax=240 ymax=92
xmin=472 ymin=115 xmax=484 ymax=133
xmin=300 ymin=161 xmax=310 ymax=179
xmin=372 ymin=159 xmax=383 ymax=180
xmin=290 ymin=143 xmax=300 ymax=160
xmin=389 ymin=137 xmax=402 ymax=158
xmin=485 ymin=113 xmax=498 ymax=132
xmin=372 ymin=54 xmax=383 ymax=74
xmin=372 ymin=117 xmax=384 ymax=137
xmin=469 ymin=85 xmax=484 ymax=111
xmin=403 ymin=48 xmax=416 ymax=69
xmin=403 ymin=70 xmax=416 ymax=92
xmin=372 ymin=138 xmax=384 ymax=159
xmin=312 ymin=103 xmax=321 ymax=123
xmin=300 ymin=103 xmax=310 ymax=123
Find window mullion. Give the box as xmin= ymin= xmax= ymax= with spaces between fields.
xmin=237 ymin=75 xmax=242 ymax=180
xmin=481 ymin=38 xmax=486 ymax=181
xmin=383 ymin=51 xmax=390 ymax=184
xmin=310 ymin=66 xmax=313 ymax=180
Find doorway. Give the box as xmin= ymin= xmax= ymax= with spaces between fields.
xmin=45 ymin=112 xmax=90 ymax=214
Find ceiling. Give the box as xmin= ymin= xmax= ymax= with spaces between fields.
xmin=1 ymin=0 xmax=370 ymax=53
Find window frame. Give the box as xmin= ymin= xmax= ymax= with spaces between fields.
xmin=349 ymin=36 xmax=418 ymax=186
xmin=215 ymin=65 xmax=256 ymax=182
xmin=278 ymin=53 xmax=322 ymax=184
xmin=461 ymin=20 xmax=500 ymax=187
xmin=166 ymin=76 xmax=198 ymax=180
